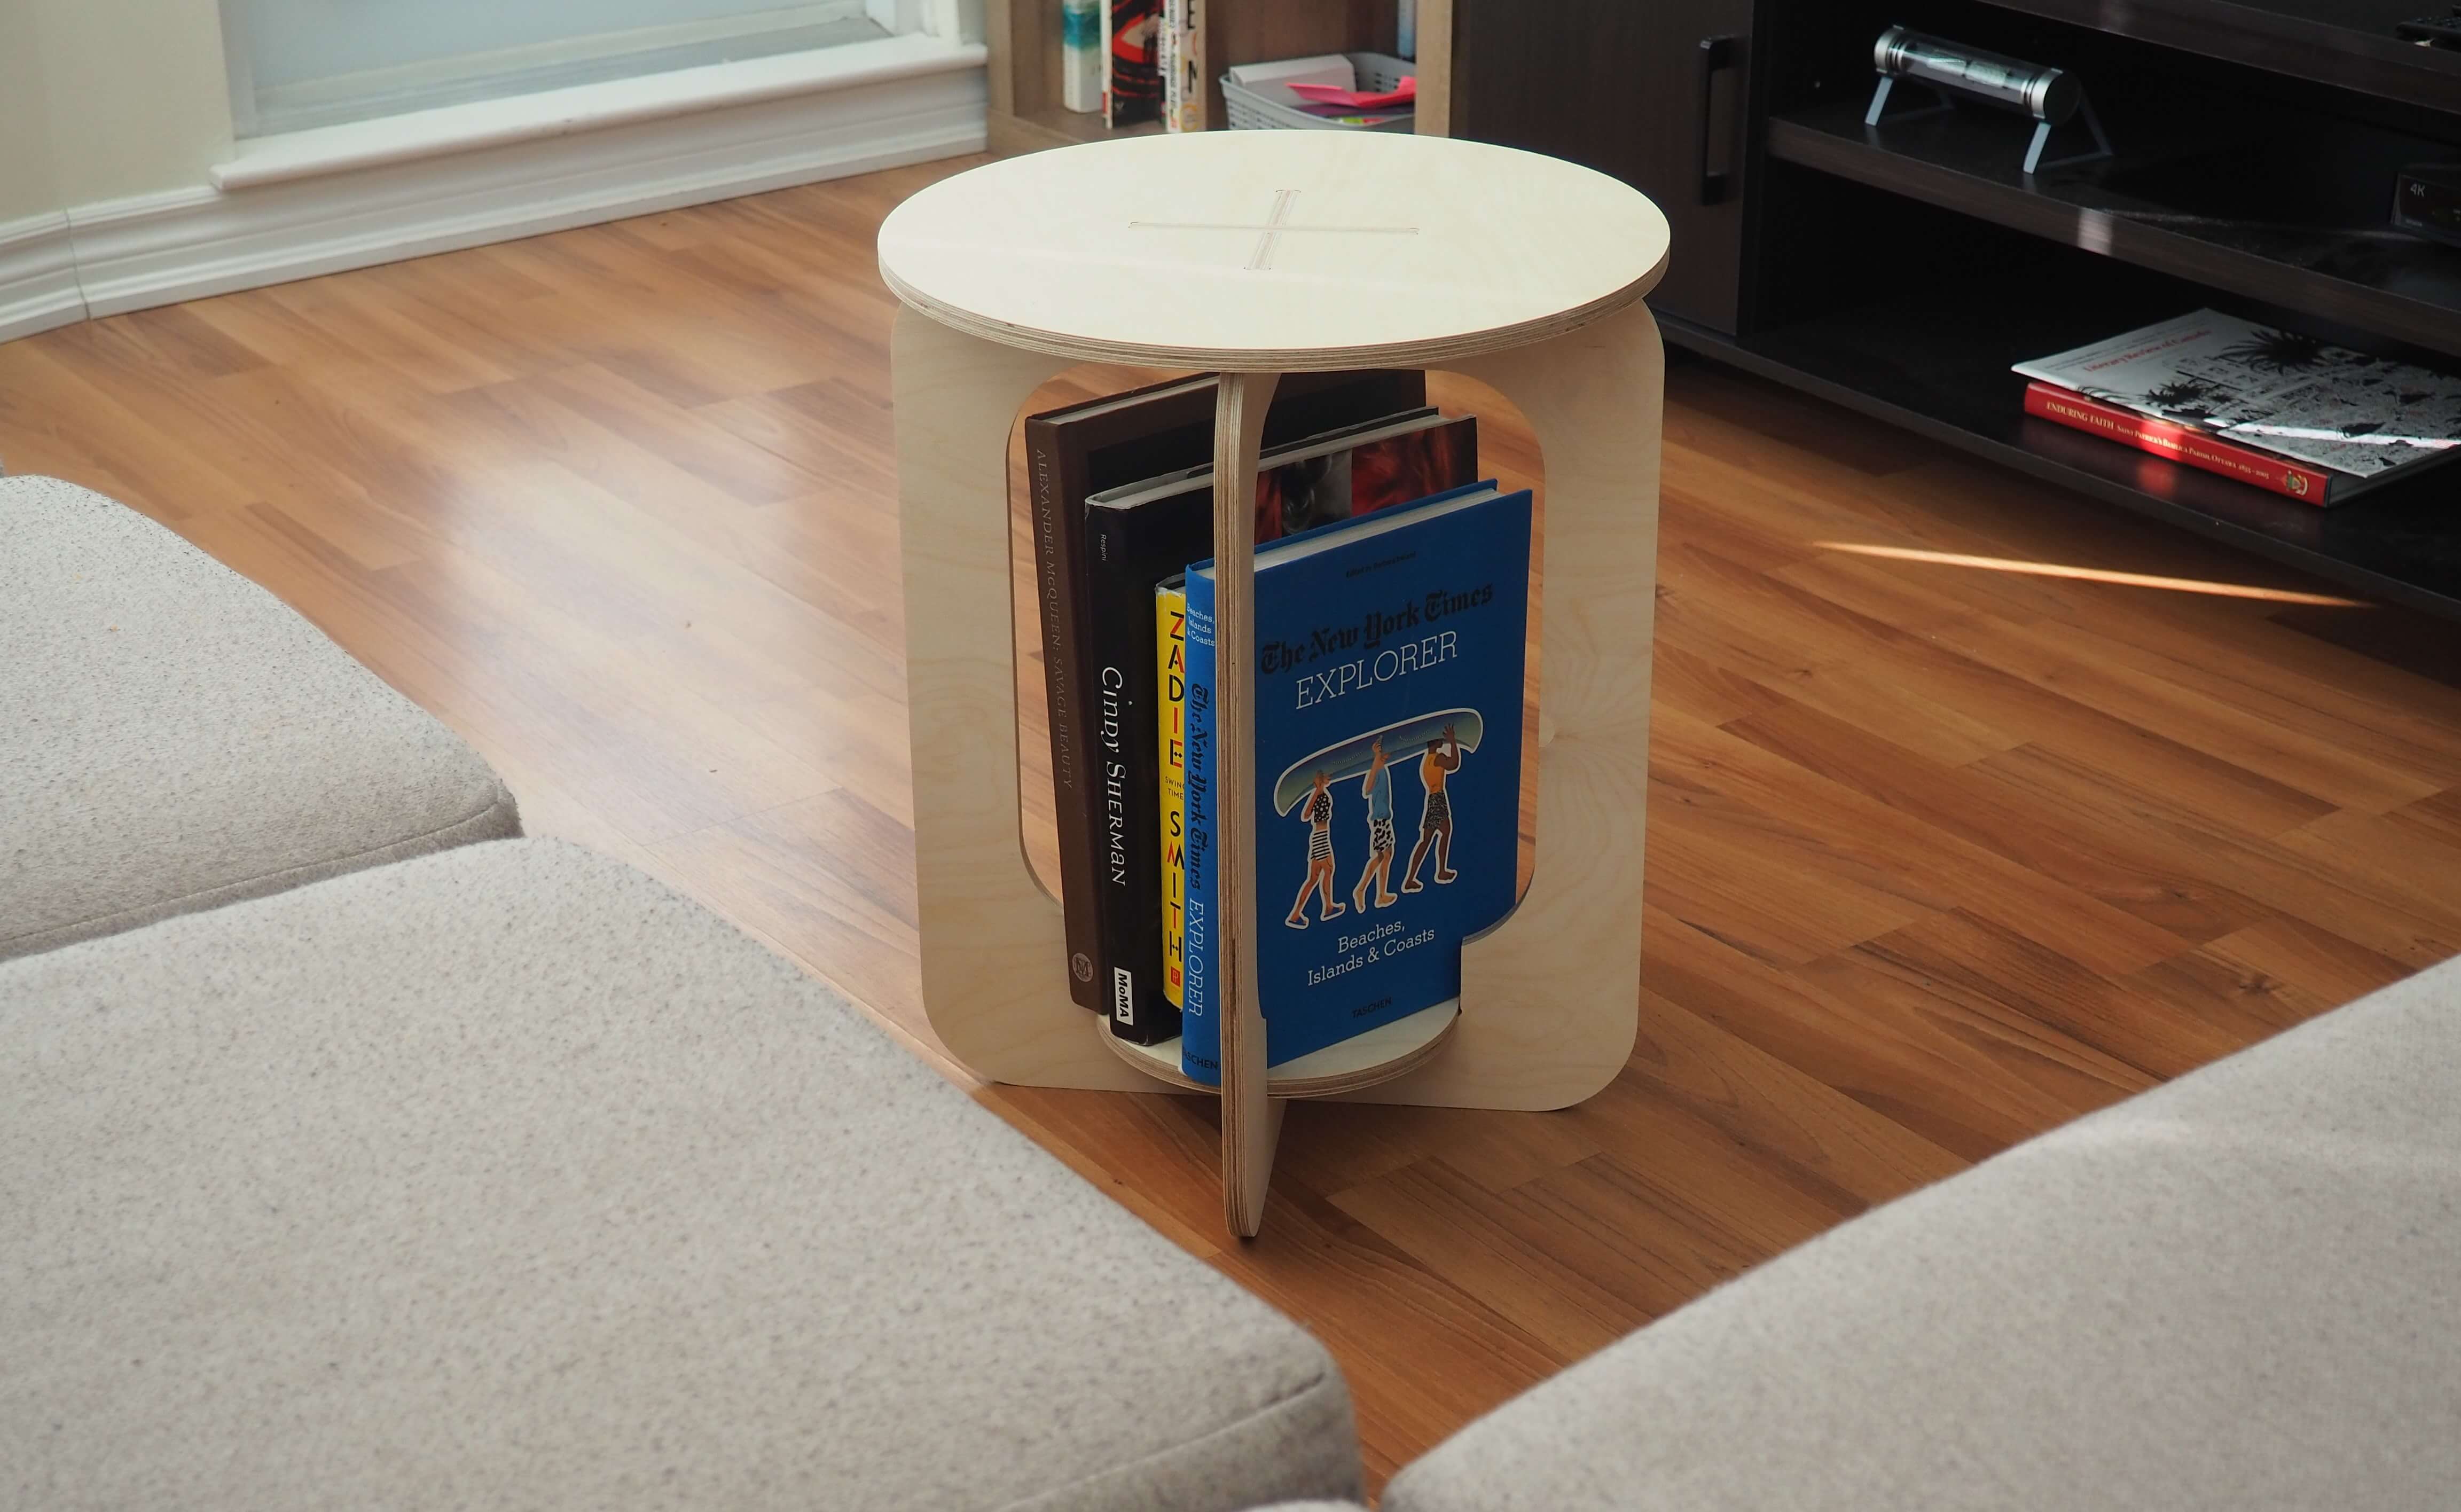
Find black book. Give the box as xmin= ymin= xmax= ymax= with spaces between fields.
xmin=1086 ymin=408 xmax=1481 ymax=1043
xmin=1024 ymin=370 xmax=1426 ymax=1017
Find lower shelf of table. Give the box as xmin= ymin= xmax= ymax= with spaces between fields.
xmin=1096 ymin=1000 xmax=1461 ymax=1099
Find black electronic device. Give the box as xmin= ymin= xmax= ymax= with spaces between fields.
xmin=2395 ymin=163 xmax=2461 ymax=248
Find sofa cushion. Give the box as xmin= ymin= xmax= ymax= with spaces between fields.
xmin=1 ymin=475 xmax=518 ymax=960
xmin=1383 ymin=960 xmax=2461 ymax=1512
xmin=0 ymin=841 xmax=1359 ymax=1511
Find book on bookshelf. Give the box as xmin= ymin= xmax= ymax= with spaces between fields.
xmin=1085 ymin=409 xmax=1479 ymax=1043
xmin=2014 ymin=311 xmax=2461 ymax=505
xmin=1158 ymin=0 xmax=1178 ymax=130
xmin=2023 ymin=382 xmax=2353 ymax=503
xmin=1161 ymin=0 xmax=1203 ymax=132
xmin=1103 ymin=0 xmax=1163 ymax=128
xmin=1024 ymin=371 xmax=1426 ymax=1014
xmin=1179 ymin=480 xmax=1532 ymax=1084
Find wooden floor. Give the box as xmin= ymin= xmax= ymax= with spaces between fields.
xmin=9 ymin=155 xmax=2461 ymax=1497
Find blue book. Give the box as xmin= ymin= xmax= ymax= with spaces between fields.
xmin=1179 ymin=480 xmax=1531 ymax=1084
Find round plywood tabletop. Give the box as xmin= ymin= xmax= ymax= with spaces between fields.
xmin=876 ymin=131 xmax=1671 ymax=371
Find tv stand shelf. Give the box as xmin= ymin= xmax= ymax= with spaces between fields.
xmin=1664 ymin=270 xmax=2461 ymax=617
xmin=1433 ymin=0 xmax=2461 ymax=621
xmin=1969 ymin=0 xmax=2461 ymax=115
xmin=1766 ymin=103 xmax=2461 ymax=359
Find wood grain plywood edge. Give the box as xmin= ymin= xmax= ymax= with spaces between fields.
xmin=890 ymin=306 xmax=1157 ymax=1094
xmin=1342 ymin=299 xmax=1664 ymax=1110
xmin=880 ymin=257 xmax=1665 ymax=374
xmin=1214 ymin=370 xmax=1283 ymax=1236
xmin=1099 ymin=1001 xmax=1462 ymax=1096
xmin=875 ymin=134 xmax=1669 ymax=370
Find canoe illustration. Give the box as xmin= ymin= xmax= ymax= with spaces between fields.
xmin=1272 ymin=708 xmax=1484 ymax=816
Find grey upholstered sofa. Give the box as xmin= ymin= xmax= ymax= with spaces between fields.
xmin=1 ymin=841 xmax=1361 ymax=1510
xmin=2 ymin=475 xmax=520 ymax=959
xmin=1255 ymin=951 xmax=2461 ymax=1511
xmin=1 ymin=480 xmax=1362 ymax=1510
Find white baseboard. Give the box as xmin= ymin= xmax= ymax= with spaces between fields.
xmin=0 ymin=213 xmax=89 ymax=344
xmin=62 ymin=54 xmax=985 ymax=322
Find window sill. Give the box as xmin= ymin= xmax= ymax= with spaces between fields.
xmin=211 ymin=32 xmax=985 ymax=191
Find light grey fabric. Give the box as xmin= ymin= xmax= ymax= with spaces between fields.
xmin=1386 ymin=961 xmax=2461 ymax=1512
xmin=0 ymin=840 xmax=1358 ymax=1512
xmin=1 ymin=475 xmax=519 ymax=959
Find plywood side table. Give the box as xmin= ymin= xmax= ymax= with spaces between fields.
xmin=879 ymin=131 xmax=1670 ymax=1237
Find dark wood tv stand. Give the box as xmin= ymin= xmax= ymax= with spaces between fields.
xmin=1446 ymin=0 xmax=2461 ymax=616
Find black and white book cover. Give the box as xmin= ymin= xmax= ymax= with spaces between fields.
xmin=2016 ymin=310 xmax=2461 ymax=482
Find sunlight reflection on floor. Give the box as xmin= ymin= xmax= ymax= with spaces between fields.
xmin=1813 ymin=541 xmax=2372 ymax=608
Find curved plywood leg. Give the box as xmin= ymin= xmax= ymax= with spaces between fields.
xmin=892 ymin=307 xmax=1159 ymax=1093
xmin=1213 ymin=370 xmax=1283 ymax=1236
xmin=1341 ymin=299 xmax=1663 ymax=1111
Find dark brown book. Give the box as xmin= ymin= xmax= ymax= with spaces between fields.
xmin=1025 ymin=370 xmax=1427 ymax=1012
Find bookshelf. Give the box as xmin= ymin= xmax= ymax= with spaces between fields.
xmin=878 ymin=129 xmax=1668 ymax=1236
xmin=982 ymin=0 xmax=1435 ymax=155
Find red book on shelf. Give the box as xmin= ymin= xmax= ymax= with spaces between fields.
xmin=2023 ymin=380 xmax=2345 ymax=506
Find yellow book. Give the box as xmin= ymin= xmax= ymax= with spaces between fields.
xmin=1156 ymin=582 xmax=1188 ymax=1008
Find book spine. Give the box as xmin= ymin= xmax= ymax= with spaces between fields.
xmin=1160 ymin=0 xmax=1182 ymax=131
xmin=1181 ymin=0 xmax=1203 ymax=129
xmin=1104 ymin=0 xmax=1161 ymax=127
xmin=1088 ymin=509 xmax=1179 ymax=1044
xmin=1158 ymin=583 xmax=1188 ymax=1009
xmin=1023 ymin=422 xmax=1104 ymax=1012
xmin=1100 ymin=0 xmax=1116 ymax=126
xmin=1061 ymin=0 xmax=1101 ymax=114
xmin=2024 ymin=381 xmax=2337 ymax=506
xmin=1179 ymin=571 xmax=1220 ymax=1085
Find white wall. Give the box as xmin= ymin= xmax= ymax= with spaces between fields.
xmin=0 ymin=2 xmax=62 ymax=224
xmin=2 ymin=0 xmax=983 ymax=337
xmin=0 ymin=1 xmax=83 ymax=340
xmin=28 ymin=0 xmax=236 ymax=207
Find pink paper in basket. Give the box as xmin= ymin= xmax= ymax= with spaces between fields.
xmin=1284 ymin=76 xmax=1416 ymax=109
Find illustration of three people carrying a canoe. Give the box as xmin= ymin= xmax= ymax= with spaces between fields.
xmin=1286 ymin=719 xmax=1469 ymax=929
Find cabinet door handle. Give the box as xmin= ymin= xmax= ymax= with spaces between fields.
xmin=1696 ymin=34 xmax=1740 ymax=206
